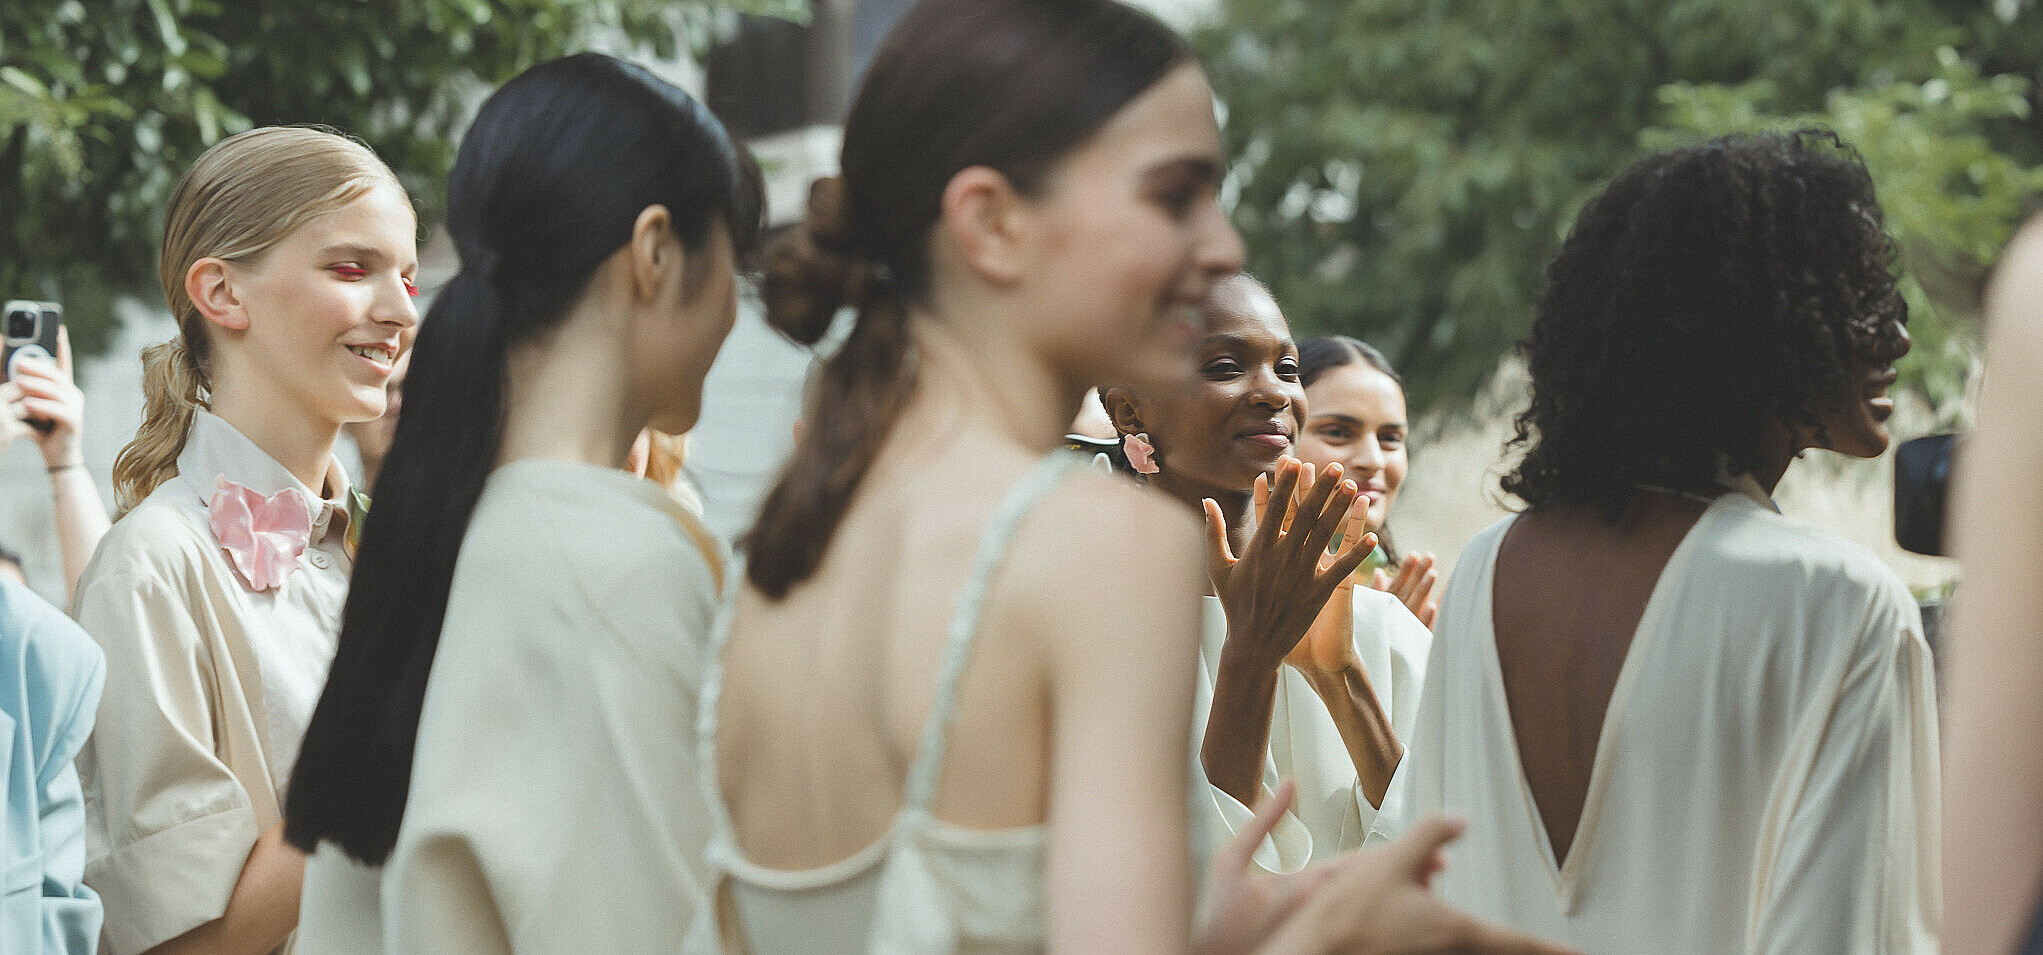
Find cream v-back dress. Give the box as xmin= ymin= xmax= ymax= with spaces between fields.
xmin=689 ymin=454 xmax=1082 ymax=954
xmin=1371 ymin=482 xmax=1940 ymax=953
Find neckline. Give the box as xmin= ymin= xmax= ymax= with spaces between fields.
xmin=1480 ymin=495 xmax=1720 ymax=908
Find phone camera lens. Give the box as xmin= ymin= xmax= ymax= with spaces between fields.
xmin=5 ymin=307 xmax=35 ymax=341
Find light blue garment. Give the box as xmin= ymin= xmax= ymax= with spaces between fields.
xmin=0 ymin=576 xmax=105 ymax=954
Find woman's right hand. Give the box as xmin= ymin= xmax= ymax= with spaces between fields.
xmin=1204 ymin=458 xmax=1375 ymax=675
xmin=1262 ymin=818 xmax=1582 ymax=955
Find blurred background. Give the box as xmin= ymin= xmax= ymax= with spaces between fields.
xmin=4 ymin=0 xmax=2036 ymax=604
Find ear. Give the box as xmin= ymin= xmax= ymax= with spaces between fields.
xmin=186 ymin=258 xmax=249 ymax=331
xmin=939 ymin=165 xmax=1029 ymax=286
xmin=628 ymin=204 xmax=678 ymax=302
xmin=1099 ymin=386 xmax=1148 ymax=437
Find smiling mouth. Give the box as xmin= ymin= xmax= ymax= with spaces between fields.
xmin=1863 ymin=368 xmax=1897 ymax=420
xmin=346 ymin=344 xmax=396 ymax=369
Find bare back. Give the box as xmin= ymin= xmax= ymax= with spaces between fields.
xmin=716 ymin=440 xmax=1063 ymax=867
xmin=1491 ymin=495 xmax=1708 ymax=866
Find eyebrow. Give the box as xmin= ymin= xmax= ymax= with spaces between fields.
xmin=1145 ymin=156 xmax=1224 ymax=187
xmin=1202 ymin=332 xmax=1296 ymax=354
xmin=320 ymin=243 xmax=417 ymax=271
xmin=1308 ymin=412 xmax=1408 ymax=430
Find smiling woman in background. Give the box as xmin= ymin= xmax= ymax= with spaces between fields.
xmin=1101 ymin=274 xmax=1431 ymax=874
xmin=1295 ymin=334 xmax=1438 ymax=627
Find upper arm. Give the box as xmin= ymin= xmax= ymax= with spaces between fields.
xmin=1751 ymin=582 xmax=1939 ymax=954
xmin=1020 ymin=483 xmax=1204 ymax=954
xmin=1945 ymin=217 xmax=2043 ymax=955
xmin=71 ymin=569 xmax=256 ymax=954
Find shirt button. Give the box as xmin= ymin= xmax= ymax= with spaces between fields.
xmin=310 ymin=552 xmax=332 ymax=570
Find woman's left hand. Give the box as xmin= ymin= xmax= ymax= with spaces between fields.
xmin=1372 ymin=551 xmax=1440 ymax=629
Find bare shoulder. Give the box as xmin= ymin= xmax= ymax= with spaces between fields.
xmin=1000 ymin=469 xmax=1203 ymax=600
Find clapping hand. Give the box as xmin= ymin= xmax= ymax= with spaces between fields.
xmin=1204 ymin=458 xmax=1375 ymax=674
xmin=1372 ymin=552 xmax=1440 ymax=630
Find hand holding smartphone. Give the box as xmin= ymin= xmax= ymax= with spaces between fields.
xmin=4 ymin=300 xmax=64 ymax=434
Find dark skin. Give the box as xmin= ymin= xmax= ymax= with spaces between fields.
xmin=1495 ymin=317 xmax=1911 ymax=867
xmin=1102 ymin=279 xmax=1397 ymax=810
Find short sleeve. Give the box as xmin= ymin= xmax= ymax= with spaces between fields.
xmin=73 ymin=571 xmax=258 ymax=955
xmin=387 ymin=532 xmax=719 ymax=952
xmin=1747 ymin=581 xmax=1940 ymax=954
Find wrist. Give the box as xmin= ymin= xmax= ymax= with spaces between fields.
xmin=45 ymin=460 xmax=86 ymax=475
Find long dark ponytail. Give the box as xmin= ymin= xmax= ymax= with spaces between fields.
xmin=742 ymin=0 xmax=1193 ymax=599
xmin=285 ymin=52 xmax=760 ymax=864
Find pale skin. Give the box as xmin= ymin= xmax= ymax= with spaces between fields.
xmin=147 ymin=182 xmax=419 ymax=955
xmin=0 ymin=325 xmax=111 ymax=600
xmin=720 ymin=64 xmax=1238 ymax=954
xmin=1943 ymin=217 xmax=2043 ymax=955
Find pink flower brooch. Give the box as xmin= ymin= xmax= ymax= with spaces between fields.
xmin=208 ymin=477 xmax=312 ymax=592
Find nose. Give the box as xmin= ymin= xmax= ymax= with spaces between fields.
xmin=1245 ymin=367 xmax=1292 ymax=413
xmin=1890 ymin=320 xmax=1912 ymax=361
xmin=1349 ymin=435 xmax=1386 ymax=476
xmin=1201 ymin=203 xmax=1246 ymax=278
xmin=378 ymin=275 xmax=421 ymax=329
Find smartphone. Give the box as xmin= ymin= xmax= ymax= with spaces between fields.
xmin=1893 ymin=432 xmax=1957 ymax=557
xmin=4 ymin=300 xmax=64 ymax=434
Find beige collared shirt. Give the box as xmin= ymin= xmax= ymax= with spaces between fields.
xmin=72 ymin=409 xmax=352 ymax=955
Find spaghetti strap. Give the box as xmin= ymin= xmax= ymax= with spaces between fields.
xmin=690 ymin=451 xmax=1086 ymax=953
xmin=902 ymin=452 xmax=1081 ymax=812
xmin=695 ymin=452 xmax=1084 ymax=838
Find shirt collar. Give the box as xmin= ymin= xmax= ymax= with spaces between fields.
xmin=177 ymin=409 xmax=354 ymax=542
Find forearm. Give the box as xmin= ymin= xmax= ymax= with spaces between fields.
xmin=1202 ymin=653 xmax=1281 ymax=807
xmin=145 ymin=822 xmax=305 ymax=955
xmin=1298 ymin=664 xmax=1402 ymax=808
xmin=48 ymin=466 xmax=109 ymax=600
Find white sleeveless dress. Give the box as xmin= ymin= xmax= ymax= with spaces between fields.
xmin=689 ymin=455 xmax=1080 ymax=954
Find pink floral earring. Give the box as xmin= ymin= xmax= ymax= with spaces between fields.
xmin=1122 ymin=431 xmax=1160 ymax=475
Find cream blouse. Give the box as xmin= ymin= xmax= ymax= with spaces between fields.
xmin=73 ymin=409 xmax=353 ymax=955
xmin=381 ymin=459 xmax=726 ymax=954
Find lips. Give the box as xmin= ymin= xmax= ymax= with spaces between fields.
xmin=1236 ymin=419 xmax=1293 ymax=451
xmin=1864 ymin=367 xmax=1897 ymax=421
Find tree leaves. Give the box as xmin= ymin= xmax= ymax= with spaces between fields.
xmin=1195 ymin=0 xmax=2040 ymax=418
xmin=0 ymin=0 xmax=803 ymax=354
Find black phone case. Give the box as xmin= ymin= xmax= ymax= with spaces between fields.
xmin=5 ymin=303 xmax=64 ymax=434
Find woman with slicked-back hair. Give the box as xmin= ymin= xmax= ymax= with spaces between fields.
xmin=280 ymin=53 xmax=760 ymax=953
xmin=696 ymin=1 xmax=1575 ymax=952
xmin=72 ymin=125 xmax=419 ymax=955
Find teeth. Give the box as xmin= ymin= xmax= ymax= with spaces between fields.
xmin=347 ymin=345 xmax=387 ymax=362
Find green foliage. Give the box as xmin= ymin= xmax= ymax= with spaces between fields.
xmin=0 ymin=0 xmax=802 ymax=354
xmin=1195 ymin=0 xmax=2043 ymax=417
xmin=1647 ymin=50 xmax=2043 ymax=417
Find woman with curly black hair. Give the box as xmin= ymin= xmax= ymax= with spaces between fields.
xmin=1373 ymin=130 xmax=1939 ymax=952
